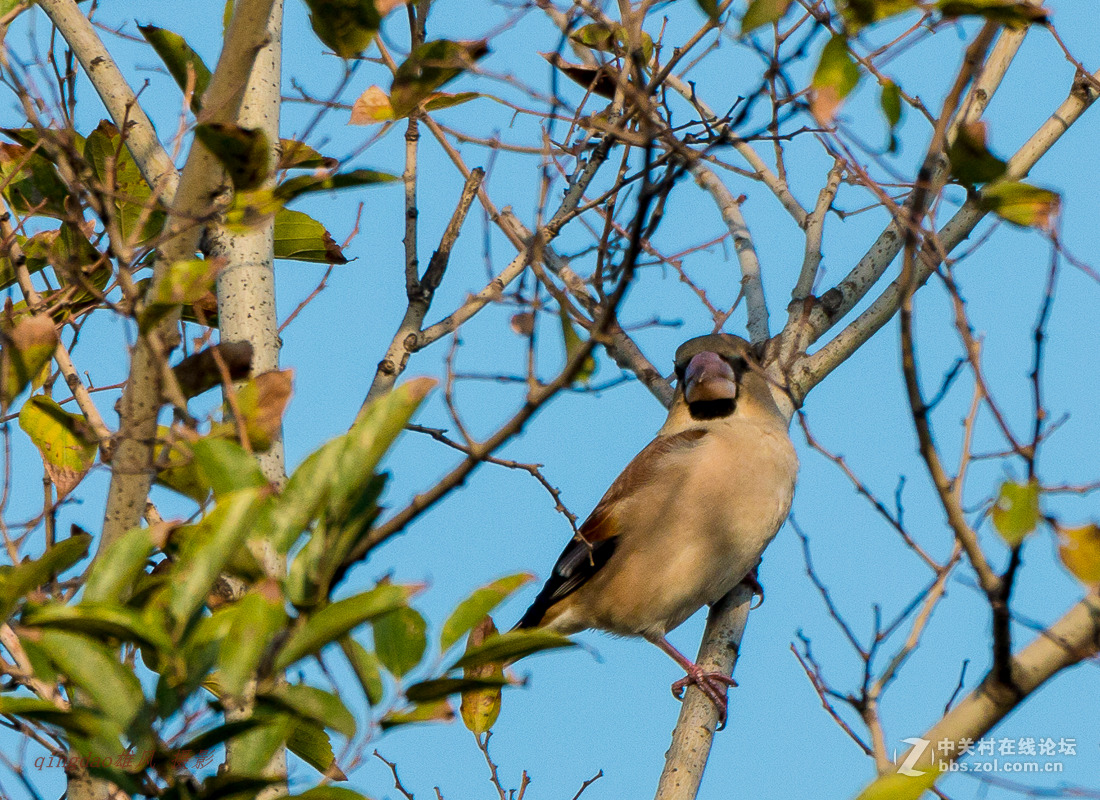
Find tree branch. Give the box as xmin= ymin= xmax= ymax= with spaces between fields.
xmin=690 ymin=164 xmax=769 ymax=343
xmin=792 ymin=64 xmax=1100 ymax=402
xmin=101 ymin=0 xmax=279 ymax=550
xmin=653 ymin=585 xmax=753 ymax=800
xmin=881 ymin=592 xmax=1100 ymax=780
xmin=35 ymin=0 xmax=178 ymax=197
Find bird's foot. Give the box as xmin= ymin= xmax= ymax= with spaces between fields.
xmin=670 ymin=667 xmax=738 ymax=728
xmin=741 ymin=567 xmax=764 ymax=609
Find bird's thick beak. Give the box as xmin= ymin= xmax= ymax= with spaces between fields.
xmin=683 ymin=351 xmax=738 ymax=404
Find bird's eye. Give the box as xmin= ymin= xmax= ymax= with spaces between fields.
xmin=727 ymin=356 xmax=747 ymax=373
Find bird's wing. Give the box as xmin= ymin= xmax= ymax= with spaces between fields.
xmin=515 ymin=427 xmax=708 ymax=629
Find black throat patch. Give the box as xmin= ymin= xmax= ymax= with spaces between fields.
xmin=688 ymin=398 xmax=736 ymax=420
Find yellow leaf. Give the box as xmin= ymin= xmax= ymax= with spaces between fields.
xmin=856 ymin=767 xmax=941 ymax=800
xmin=460 ymin=616 xmax=503 ymax=736
xmin=18 ymin=395 xmax=98 ymax=497
xmin=1058 ymin=523 xmax=1100 ymax=585
xmin=980 ymin=181 xmax=1060 ymax=230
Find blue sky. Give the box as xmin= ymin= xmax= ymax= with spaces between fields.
xmin=2 ymin=1 xmax=1098 ymax=799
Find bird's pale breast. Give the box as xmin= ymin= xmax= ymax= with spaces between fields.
xmin=546 ymin=418 xmax=797 ymax=638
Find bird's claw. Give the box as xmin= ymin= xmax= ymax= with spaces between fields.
xmin=670 ymin=669 xmax=738 ymax=729
xmin=741 ymin=568 xmax=765 ymax=609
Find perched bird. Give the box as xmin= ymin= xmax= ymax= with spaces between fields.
xmin=515 ymin=334 xmax=798 ymax=722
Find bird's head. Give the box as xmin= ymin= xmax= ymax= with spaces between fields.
xmin=668 ymin=334 xmax=780 ymax=425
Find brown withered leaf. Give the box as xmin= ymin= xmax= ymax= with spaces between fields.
xmin=350 ymin=85 xmax=395 ymax=125
xmin=237 ymin=369 xmax=293 ymax=452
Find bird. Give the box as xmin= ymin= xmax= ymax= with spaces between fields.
xmin=515 ymin=333 xmax=798 ymax=723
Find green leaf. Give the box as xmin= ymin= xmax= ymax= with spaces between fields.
xmin=154 ymin=428 xmax=210 ymax=503
xmin=811 ymin=35 xmax=861 ymax=125
xmin=0 ymin=143 xmax=69 ymax=218
xmin=390 ymin=39 xmax=490 ymax=118
xmin=450 ymin=628 xmax=574 ymax=671
xmin=422 ymin=91 xmax=482 ymax=114
xmin=140 ymin=258 xmax=219 ymax=332
xmin=559 ymin=306 xmax=596 ymax=384
xmin=18 ymin=395 xmax=98 ymax=496
xmin=275 ymin=583 xmax=419 ymax=670
xmin=0 ymin=127 xmax=85 ymax=157
xmin=286 ymin=474 xmax=385 ymax=609
xmin=0 ymin=234 xmax=49 ymax=294
xmin=379 ymin=699 xmax=454 ymax=730
xmin=83 ymin=527 xmax=153 ymax=604
xmin=275 ymin=168 xmax=400 ymax=203
xmin=340 ymin=637 xmax=385 ymax=705
xmin=948 ymin=122 xmax=1007 ymax=187
xmin=19 ymin=636 xmax=58 ymax=683
xmin=741 ymin=0 xmax=794 ymax=34
xmin=0 ymin=531 xmax=91 ymax=620
xmin=229 ymin=714 xmax=296 ymax=778
xmin=268 ymin=376 xmax=434 ymax=553
xmin=39 ymin=629 xmax=145 ymax=727
xmin=0 ymin=1 xmax=29 ymax=22
xmin=304 ymin=0 xmax=381 ymax=59
xmin=259 ymin=684 xmax=356 ymax=737
xmin=1 ymin=315 xmax=57 ymax=412
xmin=979 ymin=181 xmax=1060 ymax=229
xmin=0 ymin=695 xmax=109 ymax=738
xmin=880 ymin=80 xmax=903 ymax=152
xmin=937 ymin=0 xmax=1048 ymax=27
xmin=569 ymin=24 xmax=654 ymax=62
xmin=407 ymin=676 xmax=510 ymax=704
xmin=459 ymin=616 xmax=502 ymax=735
xmin=295 ymin=789 xmax=373 ymax=800
xmin=192 ymin=775 xmax=279 ymax=800
xmin=288 ymin=719 xmax=345 ymax=779
xmin=219 ymin=583 xmax=288 ymax=697
xmin=166 ymin=488 xmax=266 ymax=629
xmin=856 ymin=767 xmax=941 ymax=800
xmin=138 ymin=25 xmax=212 ymax=112
xmin=23 ymin=603 xmax=171 ymax=652
xmin=278 ymin=140 xmax=337 ymax=171
xmin=194 ymin=123 xmax=271 ymax=190
xmin=694 ymin=0 xmax=720 ymax=22
xmin=372 ymin=604 xmax=427 ymax=678
xmin=191 ymin=437 xmax=268 ymax=497
xmin=841 ymin=0 xmax=918 ymax=32
xmin=48 ymin=222 xmax=111 ymax=306
xmin=274 ymin=208 xmax=348 ymax=264
xmin=180 ymin=719 xmax=268 ymax=758
xmin=84 ymin=121 xmax=165 ymax=243
xmin=991 ymin=479 xmax=1040 ymax=546
xmin=1057 ymin=523 xmax=1100 ymax=586
xmin=440 ymin=573 xmax=533 ymax=652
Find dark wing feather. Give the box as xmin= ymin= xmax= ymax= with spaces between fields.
xmin=514 ymin=427 xmax=708 ymax=629
xmin=514 ymin=536 xmax=617 ymax=629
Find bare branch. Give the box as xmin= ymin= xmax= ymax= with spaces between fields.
xmin=884 ymin=592 xmax=1100 ymax=779
xmin=690 ymin=164 xmax=769 ymax=343
xmin=654 ymin=585 xmax=753 ymax=800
